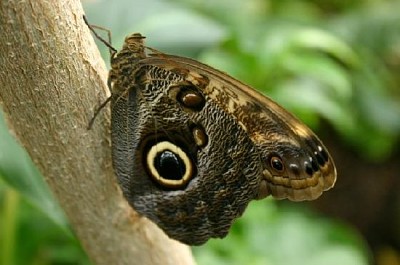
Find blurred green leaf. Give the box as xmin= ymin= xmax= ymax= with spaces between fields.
xmin=0 ymin=182 xmax=90 ymax=265
xmin=193 ymin=200 xmax=370 ymax=265
xmin=289 ymin=29 xmax=359 ymax=69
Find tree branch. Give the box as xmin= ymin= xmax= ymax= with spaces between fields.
xmin=0 ymin=1 xmax=195 ymax=264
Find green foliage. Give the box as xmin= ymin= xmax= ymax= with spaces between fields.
xmin=193 ymin=200 xmax=370 ymax=265
xmin=0 ymin=183 xmax=90 ymax=265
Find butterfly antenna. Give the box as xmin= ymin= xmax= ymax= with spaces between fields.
xmin=83 ymin=15 xmax=117 ymax=55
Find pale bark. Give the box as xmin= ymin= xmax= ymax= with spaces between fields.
xmin=0 ymin=1 xmax=195 ymax=264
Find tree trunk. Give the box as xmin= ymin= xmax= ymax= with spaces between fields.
xmin=0 ymin=1 xmax=195 ymax=264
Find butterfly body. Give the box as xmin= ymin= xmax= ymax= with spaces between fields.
xmin=108 ymin=34 xmax=336 ymax=245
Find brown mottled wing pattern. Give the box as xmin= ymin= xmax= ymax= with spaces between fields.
xmin=108 ymin=33 xmax=337 ymax=245
xmin=136 ymin=54 xmax=337 ymax=201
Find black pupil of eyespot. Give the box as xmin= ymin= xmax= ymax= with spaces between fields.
xmin=304 ymin=162 xmax=313 ymax=175
xmin=271 ymin=157 xmax=283 ymax=171
xmin=154 ymin=150 xmax=186 ymax=180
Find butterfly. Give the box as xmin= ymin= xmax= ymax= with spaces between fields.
xmin=87 ymin=22 xmax=337 ymax=245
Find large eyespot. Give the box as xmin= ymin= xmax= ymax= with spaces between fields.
xmin=145 ymin=141 xmax=194 ymax=188
xmin=269 ymin=156 xmax=284 ymax=172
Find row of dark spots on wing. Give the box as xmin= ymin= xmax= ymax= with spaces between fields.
xmin=303 ymin=137 xmax=329 ymax=176
xmin=267 ymin=137 xmax=330 ymax=179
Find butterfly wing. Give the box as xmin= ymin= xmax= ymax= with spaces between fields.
xmin=109 ymin=34 xmax=337 ymax=245
xmin=139 ymin=54 xmax=337 ymax=201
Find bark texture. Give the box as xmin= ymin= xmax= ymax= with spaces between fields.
xmin=0 ymin=1 xmax=195 ymax=264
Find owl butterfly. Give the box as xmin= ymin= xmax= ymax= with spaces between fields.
xmin=97 ymin=29 xmax=336 ymax=245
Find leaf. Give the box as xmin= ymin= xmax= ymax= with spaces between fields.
xmin=193 ymin=200 xmax=370 ymax=265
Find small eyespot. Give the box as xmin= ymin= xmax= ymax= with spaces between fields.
xmin=191 ymin=125 xmax=208 ymax=147
xmin=304 ymin=161 xmax=314 ymax=176
xmin=270 ymin=156 xmax=284 ymax=172
xmin=146 ymin=141 xmax=193 ymax=188
xmin=318 ymin=145 xmax=329 ymax=162
xmin=314 ymin=150 xmax=326 ymax=166
xmin=177 ymin=86 xmax=205 ymax=111
xmin=310 ymin=157 xmax=319 ymax=172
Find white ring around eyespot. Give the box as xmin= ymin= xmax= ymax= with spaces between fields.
xmin=146 ymin=141 xmax=193 ymax=188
